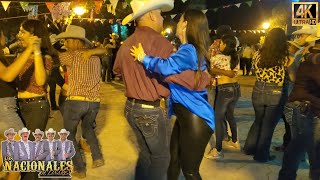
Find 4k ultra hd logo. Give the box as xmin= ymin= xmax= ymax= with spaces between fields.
xmin=292 ymin=2 xmax=318 ymax=26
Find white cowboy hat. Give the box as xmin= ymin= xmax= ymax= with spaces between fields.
xmin=18 ymin=127 xmax=30 ymax=136
xmin=32 ymin=129 xmax=44 ymax=137
xmin=4 ymin=128 xmax=17 ymax=136
xmin=50 ymin=34 xmax=58 ymax=45
xmin=56 ymin=25 xmax=93 ymax=46
xmin=58 ymin=129 xmax=70 ymax=136
xmin=45 ymin=128 xmax=56 ymax=137
xmin=292 ymin=25 xmax=317 ymax=35
xmin=306 ymin=24 xmax=320 ymax=42
xmin=122 ymin=0 xmax=174 ymax=25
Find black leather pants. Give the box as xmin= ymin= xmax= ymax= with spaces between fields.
xmin=168 ymin=103 xmax=213 ymax=180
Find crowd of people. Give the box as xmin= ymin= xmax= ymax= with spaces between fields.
xmin=0 ymin=0 xmax=320 ymax=179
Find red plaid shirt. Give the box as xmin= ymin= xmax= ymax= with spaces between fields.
xmin=59 ymin=50 xmax=101 ymax=99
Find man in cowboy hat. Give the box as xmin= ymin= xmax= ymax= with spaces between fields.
xmin=279 ymin=24 xmax=320 ymax=180
xmin=44 ymin=128 xmax=61 ymax=161
xmin=2 ymin=128 xmax=17 ymax=159
xmin=107 ymin=32 xmax=120 ymax=82
xmin=1 ymin=128 xmax=20 ymax=179
xmin=13 ymin=128 xmax=37 ymax=180
xmin=274 ymin=25 xmax=317 ymax=153
xmin=33 ymin=129 xmax=49 ymax=161
xmin=113 ymin=0 xmax=176 ymax=179
xmin=57 ymin=129 xmax=75 ymax=161
xmin=56 ymin=25 xmax=106 ymax=178
xmin=116 ymin=1 xmax=211 ymax=179
xmin=14 ymin=127 xmax=35 ymax=161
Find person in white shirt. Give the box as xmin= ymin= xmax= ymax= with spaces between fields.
xmin=14 ymin=127 xmax=35 ymax=161
xmin=57 ymin=129 xmax=75 ymax=161
xmin=2 ymin=128 xmax=16 ymax=159
xmin=241 ymin=44 xmax=254 ymax=75
xmin=32 ymin=129 xmax=49 ymax=161
xmin=44 ymin=128 xmax=61 ymax=161
xmin=14 ymin=129 xmax=37 ymax=180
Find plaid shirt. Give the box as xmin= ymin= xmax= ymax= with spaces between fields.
xmin=59 ymin=50 xmax=101 ymax=99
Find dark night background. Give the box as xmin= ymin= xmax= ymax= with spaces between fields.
xmin=0 ymin=0 xmax=303 ymax=44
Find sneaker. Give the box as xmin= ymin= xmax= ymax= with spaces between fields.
xmin=79 ymin=138 xmax=91 ymax=153
xmin=72 ymin=170 xmax=86 ymax=179
xmin=204 ymin=148 xmax=224 ymax=160
xmin=92 ymin=159 xmax=105 ymax=168
xmin=227 ymin=141 xmax=241 ymax=150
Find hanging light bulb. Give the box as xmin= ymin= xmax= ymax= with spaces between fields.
xmin=73 ymin=7 xmax=86 ymax=16
xmin=262 ymin=22 xmax=270 ymax=30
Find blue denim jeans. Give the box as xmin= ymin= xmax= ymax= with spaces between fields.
xmin=215 ymin=83 xmax=241 ymax=152
xmin=310 ymin=116 xmax=320 ymax=180
xmin=124 ymin=100 xmax=170 ymax=180
xmin=206 ymin=85 xmax=216 ymax=109
xmin=0 ymin=97 xmax=24 ymax=134
xmin=278 ymin=101 xmax=314 ymax=180
xmin=243 ymin=81 xmax=287 ymax=162
xmin=63 ymin=100 xmax=103 ymax=172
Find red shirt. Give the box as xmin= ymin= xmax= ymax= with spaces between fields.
xmin=17 ymin=55 xmax=53 ymax=94
xmin=59 ymin=50 xmax=101 ymax=99
xmin=113 ymin=26 xmax=173 ymax=101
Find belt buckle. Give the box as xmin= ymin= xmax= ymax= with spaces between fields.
xmin=160 ymin=98 xmax=166 ymax=109
xmin=141 ymin=104 xmax=154 ymax=108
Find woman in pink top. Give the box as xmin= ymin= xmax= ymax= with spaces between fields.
xmin=16 ymin=20 xmax=54 ymax=140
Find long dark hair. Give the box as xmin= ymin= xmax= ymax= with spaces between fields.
xmin=21 ymin=19 xmax=54 ymax=56
xmin=183 ymin=9 xmax=210 ymax=87
xmin=221 ymin=35 xmax=239 ymax=70
xmin=259 ymin=28 xmax=288 ymax=68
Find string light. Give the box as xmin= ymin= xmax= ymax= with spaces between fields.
xmin=262 ymin=22 xmax=270 ymax=29
xmin=73 ymin=7 xmax=86 ymax=16
xmin=165 ymin=28 xmax=171 ymax=34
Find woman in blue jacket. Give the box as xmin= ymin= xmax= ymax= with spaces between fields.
xmin=131 ymin=9 xmax=214 ymax=180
